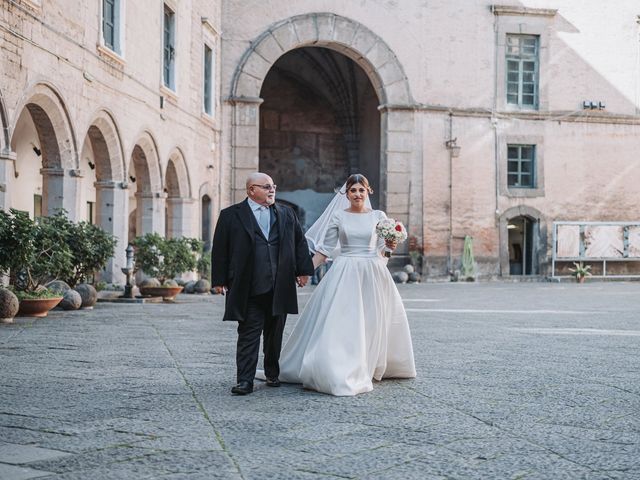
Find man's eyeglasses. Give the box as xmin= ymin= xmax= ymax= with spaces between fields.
xmin=251 ymin=184 xmax=277 ymax=191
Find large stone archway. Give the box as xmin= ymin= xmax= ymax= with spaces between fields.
xmin=10 ymin=83 xmax=80 ymax=218
xmin=499 ymin=205 xmax=547 ymax=277
xmin=128 ymin=131 xmax=164 ymax=241
xmin=229 ymin=13 xmax=420 ymax=245
xmin=82 ymin=110 xmax=128 ymax=281
xmin=165 ymin=148 xmax=194 ymax=239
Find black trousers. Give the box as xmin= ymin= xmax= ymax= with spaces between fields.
xmin=236 ymin=291 xmax=286 ymax=384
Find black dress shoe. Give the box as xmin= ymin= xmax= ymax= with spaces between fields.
xmin=231 ymin=381 xmax=253 ymax=395
xmin=265 ymin=377 xmax=281 ymax=387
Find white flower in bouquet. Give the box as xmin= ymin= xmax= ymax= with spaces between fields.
xmin=376 ymin=218 xmax=408 ymax=243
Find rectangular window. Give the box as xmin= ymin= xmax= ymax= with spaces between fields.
xmin=163 ymin=5 xmax=176 ymax=90
xmin=203 ymin=44 xmax=213 ymax=115
xmin=507 ymin=144 xmax=536 ymax=188
xmin=33 ymin=194 xmax=42 ymax=218
xmin=506 ymin=35 xmax=539 ymax=109
xmin=102 ymin=0 xmax=121 ymax=54
xmin=87 ymin=201 xmax=95 ymax=224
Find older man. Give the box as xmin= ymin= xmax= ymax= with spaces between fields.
xmin=211 ymin=172 xmax=314 ymax=395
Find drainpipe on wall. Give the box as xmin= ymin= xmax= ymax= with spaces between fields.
xmin=636 ymin=15 xmax=640 ymax=114
xmin=447 ymin=112 xmax=454 ymax=278
xmin=492 ymin=4 xmax=502 ymax=276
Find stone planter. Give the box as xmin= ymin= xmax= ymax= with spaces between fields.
xmin=18 ymin=297 xmax=63 ymax=317
xmin=139 ymin=286 xmax=184 ymax=302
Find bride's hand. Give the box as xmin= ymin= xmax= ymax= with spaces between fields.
xmin=385 ymin=239 xmax=398 ymax=250
xmin=312 ymin=252 xmax=328 ymax=270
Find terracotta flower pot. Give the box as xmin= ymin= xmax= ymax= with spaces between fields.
xmin=139 ymin=286 xmax=184 ymax=302
xmin=18 ymin=297 xmax=63 ymax=317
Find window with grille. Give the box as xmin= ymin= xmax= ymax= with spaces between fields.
xmin=163 ymin=5 xmax=176 ymax=90
xmin=203 ymin=44 xmax=213 ymax=115
xmin=507 ymin=144 xmax=536 ymax=188
xmin=506 ymin=35 xmax=539 ymax=109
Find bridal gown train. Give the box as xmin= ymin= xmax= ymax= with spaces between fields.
xmin=277 ymin=209 xmax=416 ymax=396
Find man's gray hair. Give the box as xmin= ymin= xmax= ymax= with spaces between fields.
xmin=246 ymin=172 xmax=271 ymax=190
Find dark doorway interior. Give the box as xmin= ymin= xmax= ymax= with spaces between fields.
xmin=259 ymin=47 xmax=380 ymax=230
xmin=508 ymin=216 xmax=537 ymax=275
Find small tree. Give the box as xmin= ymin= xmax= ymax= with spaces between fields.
xmin=0 ymin=209 xmax=73 ymax=295
xmin=132 ymin=234 xmax=202 ymax=284
xmin=63 ymin=221 xmax=118 ymax=287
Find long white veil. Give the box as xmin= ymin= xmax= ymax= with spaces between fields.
xmin=305 ymin=182 xmax=372 ymax=259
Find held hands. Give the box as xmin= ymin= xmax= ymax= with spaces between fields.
xmin=296 ymin=276 xmax=309 ymax=288
xmin=213 ymin=285 xmax=227 ymax=295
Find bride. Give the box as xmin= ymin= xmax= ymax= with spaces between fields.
xmin=274 ymin=173 xmax=416 ymax=396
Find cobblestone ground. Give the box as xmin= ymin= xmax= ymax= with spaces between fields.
xmin=1 ymin=282 xmax=639 ymax=479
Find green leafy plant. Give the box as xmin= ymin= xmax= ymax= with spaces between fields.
xmin=197 ymin=247 xmax=211 ymax=280
xmin=0 ymin=209 xmax=73 ymax=293
xmin=62 ymin=219 xmax=117 ymax=287
xmin=132 ymin=233 xmax=202 ymax=284
xmin=568 ymin=261 xmax=592 ymax=281
xmin=8 ymin=286 xmax=61 ymax=301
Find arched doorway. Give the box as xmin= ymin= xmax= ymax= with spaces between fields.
xmin=228 ymin=13 xmax=420 ymax=250
xmin=128 ymin=132 xmax=163 ymax=242
xmin=9 ymin=83 xmax=79 ymax=218
xmin=201 ymin=193 xmax=212 ymax=250
xmin=164 ymin=149 xmax=193 ymax=238
xmin=259 ymin=47 xmax=380 ymax=229
xmin=199 ymin=182 xmax=215 ymax=251
xmin=500 ymin=206 xmax=546 ymax=276
xmin=81 ymin=110 xmax=127 ymax=281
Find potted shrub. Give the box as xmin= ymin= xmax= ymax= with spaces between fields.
xmin=0 ymin=209 xmax=72 ymax=317
xmin=569 ymin=261 xmax=592 ymax=284
xmin=61 ymin=218 xmax=117 ymax=308
xmin=132 ymin=233 xmax=202 ymax=301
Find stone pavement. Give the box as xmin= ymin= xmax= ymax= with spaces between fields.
xmin=0 ymin=282 xmax=639 ymax=479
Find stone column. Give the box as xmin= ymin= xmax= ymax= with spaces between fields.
xmin=380 ymin=107 xmax=417 ymax=256
xmin=39 ymin=167 xmax=82 ymax=220
xmin=95 ymin=180 xmax=128 ymax=284
xmin=166 ymin=197 xmax=196 ymax=239
xmin=0 ymin=150 xmax=16 ymax=210
xmin=40 ymin=167 xmax=65 ymax=216
xmin=230 ymin=98 xmax=262 ymax=203
xmin=136 ymin=192 xmax=166 ymax=236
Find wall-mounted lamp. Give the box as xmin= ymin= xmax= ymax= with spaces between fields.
xmin=445 ymin=138 xmax=461 ymax=158
xmin=206 ymin=164 xmax=214 ymax=170
xmin=88 ymin=160 xmax=95 ymax=170
xmin=31 ymin=143 xmax=42 ymax=156
xmin=129 ymin=175 xmax=136 ymax=183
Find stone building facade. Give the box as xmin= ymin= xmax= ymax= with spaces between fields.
xmin=0 ymin=0 xmax=222 ymax=283
xmin=2 ymin=0 xmax=640 ymax=281
xmin=220 ymin=0 xmax=640 ymax=279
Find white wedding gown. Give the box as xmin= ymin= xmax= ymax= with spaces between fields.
xmin=277 ymin=209 xmax=416 ymax=396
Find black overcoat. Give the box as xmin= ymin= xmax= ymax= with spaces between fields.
xmin=211 ymin=199 xmax=314 ymax=322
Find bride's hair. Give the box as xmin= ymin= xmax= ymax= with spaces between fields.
xmin=340 ymin=173 xmax=374 ymax=194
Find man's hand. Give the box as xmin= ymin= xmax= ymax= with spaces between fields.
xmin=213 ymin=285 xmax=227 ymax=295
xmin=296 ymin=276 xmax=309 ymax=288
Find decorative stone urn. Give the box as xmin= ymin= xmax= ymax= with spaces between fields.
xmin=0 ymin=289 xmax=20 ymax=324
xmin=17 ymin=297 xmax=63 ymax=318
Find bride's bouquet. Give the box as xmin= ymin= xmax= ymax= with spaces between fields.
xmin=376 ymin=218 xmax=408 ymax=257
